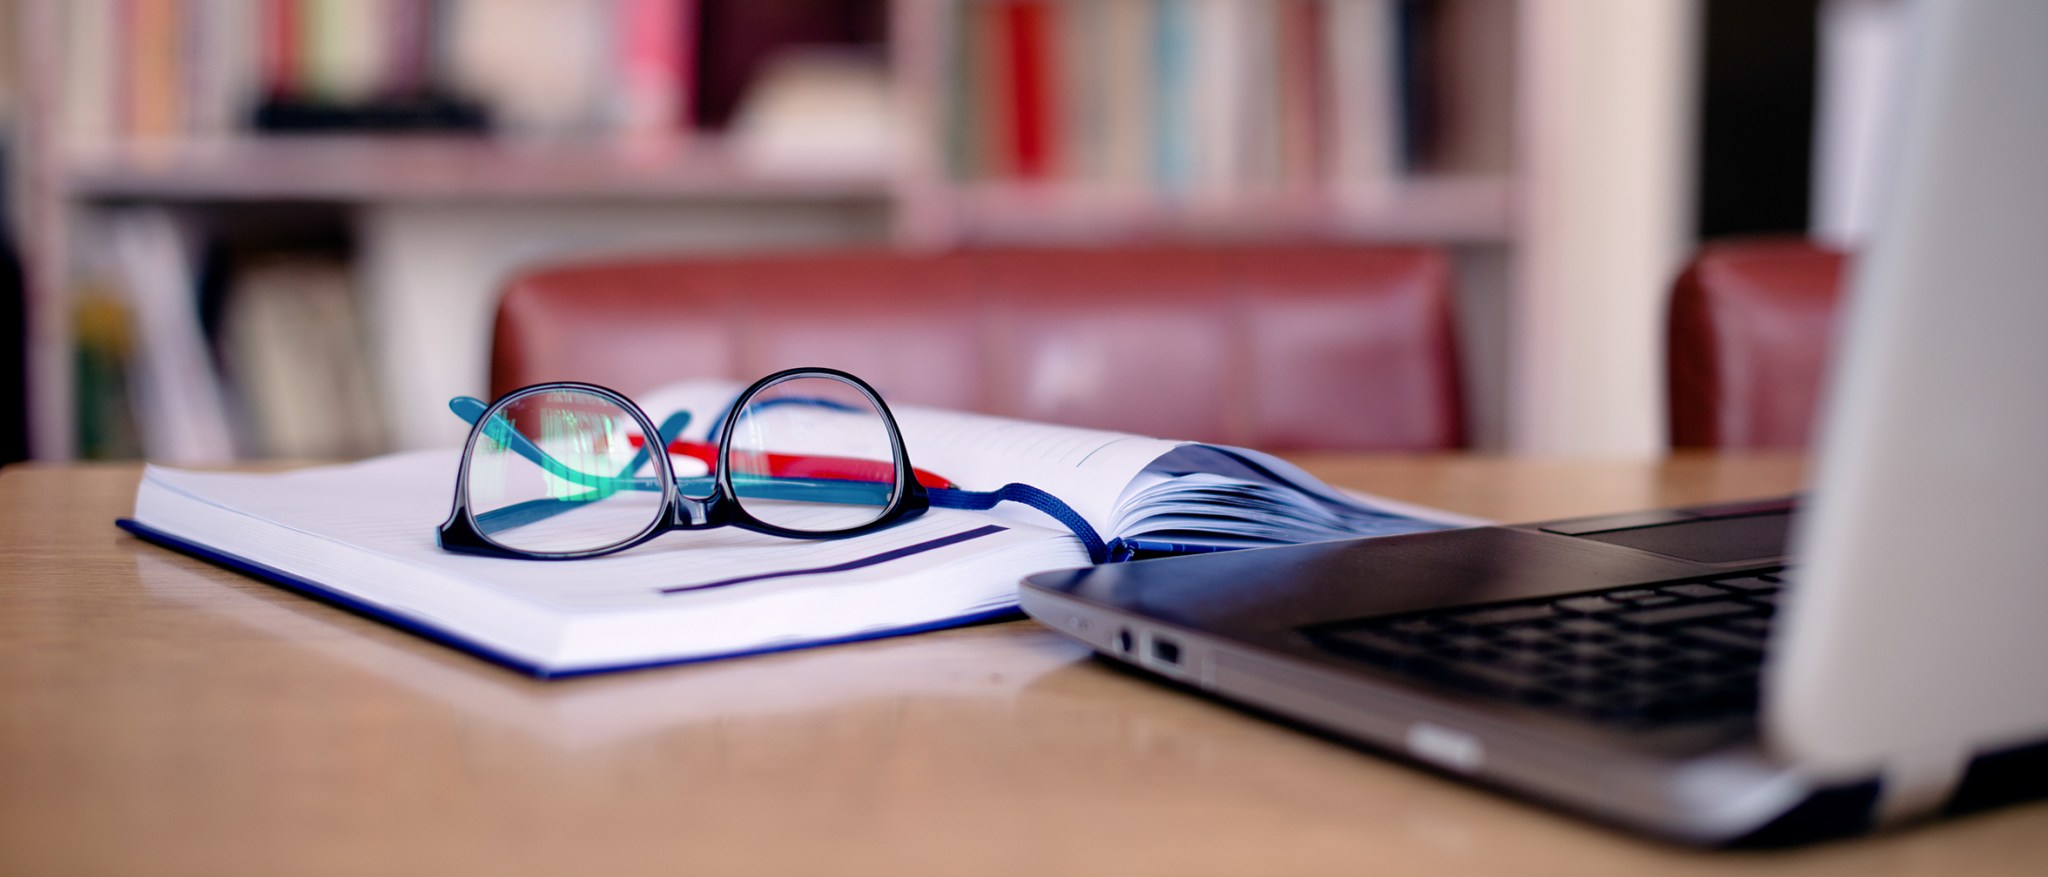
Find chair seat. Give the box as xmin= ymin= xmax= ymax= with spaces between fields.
xmin=492 ymin=245 xmax=1465 ymax=451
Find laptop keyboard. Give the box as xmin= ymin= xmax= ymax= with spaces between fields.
xmin=1304 ymin=573 xmax=1787 ymax=729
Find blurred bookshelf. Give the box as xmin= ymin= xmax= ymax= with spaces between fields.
xmin=14 ymin=0 xmax=1697 ymax=461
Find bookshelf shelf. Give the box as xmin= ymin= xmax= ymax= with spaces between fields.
xmin=939 ymin=176 xmax=1513 ymax=244
xmin=64 ymin=136 xmax=899 ymax=203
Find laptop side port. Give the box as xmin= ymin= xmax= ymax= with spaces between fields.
xmin=1150 ymin=636 xmax=1182 ymax=666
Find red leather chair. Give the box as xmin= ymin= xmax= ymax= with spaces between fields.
xmin=491 ymin=245 xmax=1465 ymax=451
xmin=1667 ymin=238 xmax=1850 ymax=450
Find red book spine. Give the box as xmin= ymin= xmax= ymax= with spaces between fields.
xmin=1278 ymin=0 xmax=1327 ymax=187
xmin=260 ymin=0 xmax=298 ymax=100
xmin=1002 ymin=1 xmax=1059 ymax=180
xmin=618 ymin=0 xmax=691 ymax=136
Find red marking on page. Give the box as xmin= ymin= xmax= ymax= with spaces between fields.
xmin=625 ymin=435 xmax=957 ymax=489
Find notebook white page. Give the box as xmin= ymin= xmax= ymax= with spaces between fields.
xmin=135 ymin=451 xmax=1083 ymax=672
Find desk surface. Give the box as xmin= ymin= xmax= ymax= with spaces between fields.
xmin=3 ymin=455 xmax=2043 ymax=876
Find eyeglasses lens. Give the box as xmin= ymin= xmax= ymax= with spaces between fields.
xmin=725 ymin=375 xmax=901 ymax=533
xmin=464 ymin=388 xmax=666 ymax=554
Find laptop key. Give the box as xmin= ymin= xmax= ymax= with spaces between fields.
xmin=1561 ymin=641 xmax=1616 ymax=661
xmin=1389 ymin=618 xmax=1451 ymax=637
xmin=1614 ymin=631 xmax=1665 ymax=650
xmin=1683 ymin=626 xmax=1768 ymax=654
xmin=1716 ymin=575 xmax=1780 ymax=592
xmin=1498 ymin=650 xmax=1560 ymax=672
xmin=1618 ymin=600 xmax=1757 ymax=627
xmin=1616 ymin=658 xmax=1677 ymax=678
xmin=1452 ymin=603 xmax=1558 ymax=626
xmin=1448 ymin=661 xmax=1550 ymax=692
xmin=1315 ymin=630 xmax=1417 ymax=658
xmin=1444 ymin=634 xmax=1496 ymax=653
xmin=1628 ymin=644 xmax=1679 ymax=661
xmin=1662 ymin=583 xmax=1732 ymax=599
xmin=1557 ymin=618 xmax=1617 ymax=637
xmin=1670 ymin=646 xmax=1727 ymax=667
xmin=1557 ymin=596 xmax=1623 ymax=614
xmin=1729 ymin=617 xmax=1772 ymax=634
xmin=1554 ymin=667 xmax=1623 ymax=692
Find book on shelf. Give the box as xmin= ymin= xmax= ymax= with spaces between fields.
xmin=65 ymin=209 xmax=391 ymax=463
xmin=727 ymin=49 xmax=897 ymax=176
xmin=57 ymin=0 xmax=705 ymax=146
xmin=1001 ymin=0 xmax=1059 ymax=181
xmin=65 ymin=210 xmax=388 ymax=462
xmin=1424 ymin=0 xmax=1515 ymax=178
xmin=1100 ymin=0 xmax=1157 ymax=187
xmin=615 ymin=0 xmax=698 ymax=138
xmin=121 ymin=379 xmax=1476 ymax=677
xmin=216 ymin=255 xmax=387 ymax=460
xmin=1326 ymin=0 xmax=1402 ymax=203
xmin=944 ymin=0 xmax=1466 ymax=200
xmin=81 ymin=210 xmax=238 ymax=464
xmin=70 ymin=286 xmax=144 ymax=460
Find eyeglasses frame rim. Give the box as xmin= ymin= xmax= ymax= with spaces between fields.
xmin=436 ymin=367 xmax=931 ymax=560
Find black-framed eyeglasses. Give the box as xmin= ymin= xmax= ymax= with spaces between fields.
xmin=437 ymin=367 xmax=1107 ymax=562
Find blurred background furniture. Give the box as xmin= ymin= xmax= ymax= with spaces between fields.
xmin=18 ymin=1 xmax=1895 ymax=460
xmin=14 ymin=0 xmax=1717 ymax=460
xmin=491 ymin=245 xmax=1465 ymax=452
xmin=1667 ymin=238 xmax=1849 ymax=450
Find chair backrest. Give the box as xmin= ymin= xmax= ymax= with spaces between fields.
xmin=491 ymin=245 xmax=1464 ymax=451
xmin=1667 ymin=238 xmax=1849 ymax=450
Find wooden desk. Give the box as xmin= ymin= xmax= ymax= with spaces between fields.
xmin=2 ymin=456 xmax=2042 ymax=875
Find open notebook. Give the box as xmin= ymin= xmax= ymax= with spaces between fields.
xmin=121 ymin=380 xmax=1472 ymax=677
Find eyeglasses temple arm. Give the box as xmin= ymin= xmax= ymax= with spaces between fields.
xmin=622 ymin=410 xmax=694 ymax=480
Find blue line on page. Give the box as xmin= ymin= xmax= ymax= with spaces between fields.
xmin=659 ymin=525 xmax=1011 ymax=595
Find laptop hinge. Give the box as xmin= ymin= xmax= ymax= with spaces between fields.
xmin=1873 ymin=748 xmax=1970 ymax=827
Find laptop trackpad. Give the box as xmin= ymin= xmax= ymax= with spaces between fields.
xmin=1575 ymin=513 xmax=1791 ymax=565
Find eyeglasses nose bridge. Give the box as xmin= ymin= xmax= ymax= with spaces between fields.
xmin=669 ymin=491 xmax=726 ymax=530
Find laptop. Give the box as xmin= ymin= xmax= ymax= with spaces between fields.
xmin=1019 ymin=0 xmax=2048 ymax=846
